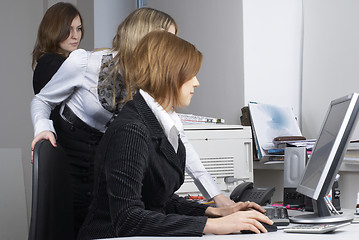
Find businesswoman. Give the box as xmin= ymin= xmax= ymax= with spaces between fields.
xmin=77 ymin=31 xmax=272 ymax=239
xmin=32 ymin=2 xmax=83 ymax=94
xmin=32 ymin=2 xmax=83 ymax=151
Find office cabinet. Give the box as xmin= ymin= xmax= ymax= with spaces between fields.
xmin=176 ymin=124 xmax=253 ymax=196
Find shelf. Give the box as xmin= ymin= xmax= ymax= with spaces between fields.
xmin=253 ymin=161 xmax=284 ymax=170
xmin=253 ymin=159 xmax=359 ymax=172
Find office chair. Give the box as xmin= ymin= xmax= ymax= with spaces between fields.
xmin=28 ymin=139 xmax=75 ymax=240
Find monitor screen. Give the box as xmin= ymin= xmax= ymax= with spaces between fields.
xmin=294 ymin=93 xmax=359 ymax=223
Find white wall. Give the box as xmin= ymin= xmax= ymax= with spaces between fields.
xmin=47 ymin=0 xmax=76 ymax=8
xmin=77 ymin=0 xmax=136 ymax=50
xmin=0 ymin=149 xmax=28 ymax=239
xmin=145 ymin=0 xmax=304 ymax=126
xmin=77 ymin=0 xmax=94 ymax=50
xmin=145 ymin=0 xmax=245 ymax=124
xmin=302 ymin=0 xmax=359 ymax=140
xmin=0 ymin=0 xmax=45 ymax=237
xmin=243 ymin=0 xmax=303 ymax=122
xmin=146 ymin=0 xmax=359 ymax=140
xmin=94 ymin=0 xmax=136 ymax=49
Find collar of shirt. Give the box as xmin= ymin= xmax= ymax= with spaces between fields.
xmin=139 ymin=90 xmax=183 ymax=152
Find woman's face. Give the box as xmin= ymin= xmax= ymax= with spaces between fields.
xmin=178 ymin=76 xmax=200 ymax=108
xmin=59 ymin=15 xmax=82 ymax=55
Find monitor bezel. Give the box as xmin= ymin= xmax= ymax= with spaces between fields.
xmin=296 ymin=93 xmax=359 ymax=201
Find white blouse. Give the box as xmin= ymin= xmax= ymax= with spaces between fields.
xmin=30 ymin=49 xmax=221 ymax=200
xmin=31 ymin=49 xmax=115 ymax=136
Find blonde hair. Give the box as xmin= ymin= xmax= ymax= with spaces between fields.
xmin=32 ymin=2 xmax=83 ymax=69
xmin=129 ymin=31 xmax=202 ymax=110
xmin=101 ymin=8 xmax=178 ymax=107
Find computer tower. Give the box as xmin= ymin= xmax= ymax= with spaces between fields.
xmin=283 ymin=147 xmax=307 ymax=207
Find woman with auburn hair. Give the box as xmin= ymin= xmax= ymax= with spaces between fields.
xmin=77 ymin=31 xmax=273 ymax=239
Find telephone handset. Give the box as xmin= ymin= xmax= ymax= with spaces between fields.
xmin=230 ymin=182 xmax=275 ymax=206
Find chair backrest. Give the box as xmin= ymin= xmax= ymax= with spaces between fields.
xmin=28 ymin=139 xmax=75 ymax=240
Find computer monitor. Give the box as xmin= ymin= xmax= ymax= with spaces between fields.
xmin=292 ymin=93 xmax=359 ymax=224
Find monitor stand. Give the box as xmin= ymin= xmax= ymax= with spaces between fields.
xmin=290 ymin=197 xmax=354 ymax=224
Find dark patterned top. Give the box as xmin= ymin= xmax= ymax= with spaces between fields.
xmin=98 ymin=54 xmax=127 ymax=114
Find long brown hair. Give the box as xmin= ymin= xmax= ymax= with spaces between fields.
xmin=102 ymin=8 xmax=178 ymax=107
xmin=32 ymin=2 xmax=84 ymax=69
xmin=129 ymin=31 xmax=202 ymax=110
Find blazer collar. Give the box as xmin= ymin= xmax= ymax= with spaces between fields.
xmin=133 ymin=92 xmax=185 ymax=176
xmin=133 ymin=92 xmax=164 ymax=139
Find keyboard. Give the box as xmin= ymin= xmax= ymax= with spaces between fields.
xmin=284 ymin=222 xmax=351 ymax=234
xmin=264 ymin=206 xmax=290 ymax=226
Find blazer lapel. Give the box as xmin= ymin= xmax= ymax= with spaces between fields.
xmin=133 ymin=93 xmax=185 ymax=177
xmin=158 ymin=136 xmax=185 ymax=178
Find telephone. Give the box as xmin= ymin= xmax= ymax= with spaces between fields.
xmin=230 ymin=182 xmax=275 ymax=206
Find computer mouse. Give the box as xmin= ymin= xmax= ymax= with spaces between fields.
xmin=240 ymin=222 xmax=278 ymax=234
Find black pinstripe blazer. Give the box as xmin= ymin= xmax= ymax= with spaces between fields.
xmin=78 ymin=92 xmax=208 ymax=240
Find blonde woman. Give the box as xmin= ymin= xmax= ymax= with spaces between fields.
xmin=108 ymin=7 xmax=234 ymax=207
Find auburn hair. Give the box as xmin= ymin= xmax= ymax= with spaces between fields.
xmin=129 ymin=31 xmax=202 ymax=110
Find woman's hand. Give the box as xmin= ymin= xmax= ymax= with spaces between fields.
xmin=31 ymin=130 xmax=57 ymax=162
xmin=205 ymin=201 xmax=266 ymax=217
xmin=203 ymin=209 xmax=273 ymax=235
xmin=212 ymin=194 xmax=235 ymax=207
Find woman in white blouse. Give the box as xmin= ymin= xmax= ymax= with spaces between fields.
xmin=31 ymin=7 xmax=234 ymax=235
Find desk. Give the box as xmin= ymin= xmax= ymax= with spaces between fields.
xmin=99 ymin=210 xmax=359 ymax=240
xmin=100 ymin=223 xmax=359 ymax=240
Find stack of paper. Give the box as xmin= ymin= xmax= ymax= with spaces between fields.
xmin=248 ymin=102 xmax=305 ymax=162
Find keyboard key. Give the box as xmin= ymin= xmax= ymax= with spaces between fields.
xmin=284 ymin=222 xmax=351 ymax=233
xmin=264 ymin=206 xmax=290 ymax=226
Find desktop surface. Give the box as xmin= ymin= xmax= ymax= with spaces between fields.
xmin=98 ymin=210 xmax=359 ymax=240
xmin=99 ymin=223 xmax=358 ymax=240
